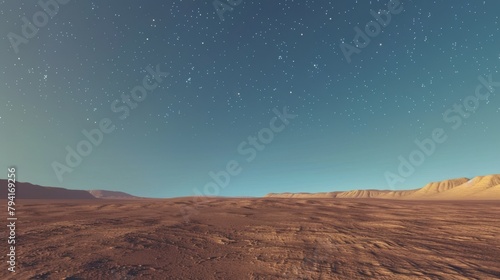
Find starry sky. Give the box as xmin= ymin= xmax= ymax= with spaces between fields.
xmin=1 ymin=0 xmax=500 ymax=198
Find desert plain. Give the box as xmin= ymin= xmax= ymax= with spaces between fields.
xmin=2 ymin=197 xmax=500 ymax=280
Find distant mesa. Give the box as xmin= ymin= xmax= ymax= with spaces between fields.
xmin=427 ymin=175 xmax=500 ymax=200
xmin=402 ymin=177 xmax=469 ymax=199
xmin=266 ymin=174 xmax=500 ymax=200
xmin=0 ymin=180 xmax=138 ymax=199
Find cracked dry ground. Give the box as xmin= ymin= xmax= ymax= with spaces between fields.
xmin=1 ymin=198 xmax=499 ymax=279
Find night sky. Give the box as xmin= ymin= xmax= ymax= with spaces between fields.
xmin=1 ymin=0 xmax=499 ymax=198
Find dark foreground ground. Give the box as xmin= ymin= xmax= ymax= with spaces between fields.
xmin=1 ymin=198 xmax=499 ymax=279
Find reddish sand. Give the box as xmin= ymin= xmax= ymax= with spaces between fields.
xmin=2 ymin=198 xmax=499 ymax=279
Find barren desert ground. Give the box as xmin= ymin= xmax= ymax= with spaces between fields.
xmin=2 ymin=198 xmax=500 ymax=280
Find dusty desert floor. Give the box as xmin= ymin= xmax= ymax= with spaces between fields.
xmin=2 ymin=198 xmax=500 ymax=280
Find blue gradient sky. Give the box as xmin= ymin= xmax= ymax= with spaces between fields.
xmin=1 ymin=0 xmax=499 ymax=197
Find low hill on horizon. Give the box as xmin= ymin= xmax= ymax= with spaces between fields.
xmin=0 ymin=180 xmax=138 ymax=199
xmin=88 ymin=190 xmax=140 ymax=199
xmin=0 ymin=180 xmax=96 ymax=199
